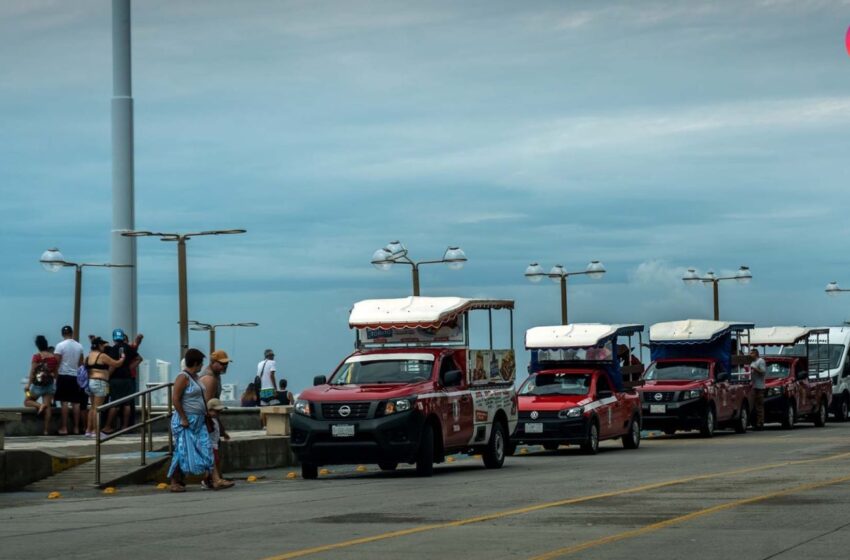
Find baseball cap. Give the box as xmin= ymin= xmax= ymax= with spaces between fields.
xmin=210 ymin=350 xmax=231 ymax=363
xmin=61 ymin=325 xmax=73 ymax=336
xmin=206 ymin=398 xmax=227 ymax=411
xmin=264 ymin=348 xmax=275 ymax=358
xmin=112 ymin=328 xmax=126 ymax=342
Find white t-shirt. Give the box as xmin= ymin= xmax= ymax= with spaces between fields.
xmin=54 ymin=338 xmax=84 ymax=376
xmin=257 ymin=359 xmax=277 ymax=390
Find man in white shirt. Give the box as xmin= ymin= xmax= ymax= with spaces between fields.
xmin=257 ymin=348 xmax=279 ymax=406
xmin=750 ymin=349 xmax=767 ymax=430
xmin=53 ymin=325 xmax=86 ymax=435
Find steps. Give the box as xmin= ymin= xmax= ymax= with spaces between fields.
xmin=27 ymin=452 xmax=170 ymax=491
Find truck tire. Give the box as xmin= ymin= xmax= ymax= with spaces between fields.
xmin=734 ymin=404 xmax=749 ymax=434
xmin=836 ymin=394 xmax=849 ymax=422
xmin=700 ymin=405 xmax=716 ymax=438
xmin=482 ymin=421 xmax=507 ymax=469
xmin=814 ymin=399 xmax=828 ymax=427
xmin=301 ymin=462 xmax=318 ymax=480
xmin=581 ymin=420 xmax=600 ymax=455
xmin=543 ymin=442 xmax=560 ymax=451
xmin=622 ymin=416 xmax=641 ymax=449
xmin=781 ymin=402 xmax=795 ymax=429
xmin=505 ymin=439 xmax=517 ymax=456
xmin=378 ymin=462 xmax=398 ymax=471
xmin=415 ymin=425 xmax=435 ymax=477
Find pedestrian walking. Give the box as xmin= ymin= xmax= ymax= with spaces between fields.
xmin=85 ymin=335 xmax=125 ymax=438
xmin=202 ymin=398 xmax=232 ymax=490
xmin=167 ymin=348 xmax=233 ymax=492
xmin=201 ymin=350 xmax=231 ymax=401
xmin=256 ymin=349 xmax=279 ymax=406
xmin=750 ymin=348 xmax=767 ymax=430
xmin=27 ymin=335 xmax=58 ymax=435
xmin=105 ymin=328 xmax=141 ymax=432
xmin=53 ymin=325 xmax=86 ymax=435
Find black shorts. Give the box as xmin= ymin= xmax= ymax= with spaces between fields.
xmin=109 ymin=378 xmax=136 ymax=405
xmin=55 ymin=375 xmax=87 ymax=405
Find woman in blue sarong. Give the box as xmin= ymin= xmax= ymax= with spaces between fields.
xmin=168 ymin=348 xmax=234 ymax=492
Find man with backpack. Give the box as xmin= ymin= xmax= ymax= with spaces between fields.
xmin=256 ymin=349 xmax=279 ymax=406
xmin=53 ymin=326 xmax=86 ymax=435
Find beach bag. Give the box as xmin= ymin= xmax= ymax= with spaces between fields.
xmin=76 ymin=364 xmax=90 ymax=391
xmin=253 ymin=360 xmax=267 ymax=392
xmin=32 ymin=360 xmax=52 ymax=386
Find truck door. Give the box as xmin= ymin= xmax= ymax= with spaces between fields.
xmin=794 ymin=361 xmax=811 ymax=414
xmin=439 ymin=354 xmax=474 ymax=448
xmin=715 ymin=365 xmax=733 ymax=421
xmin=594 ymin=374 xmax=617 ymax=438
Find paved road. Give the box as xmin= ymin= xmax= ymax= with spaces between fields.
xmin=2 ymin=424 xmax=850 ymax=560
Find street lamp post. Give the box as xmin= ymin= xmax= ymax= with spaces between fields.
xmin=189 ymin=321 xmax=259 ymax=355
xmin=40 ymin=248 xmax=134 ymax=341
xmin=683 ymin=266 xmax=752 ymax=320
xmin=122 ymin=229 xmax=246 ymax=358
xmin=371 ymin=241 xmax=467 ymax=296
xmin=524 ymin=261 xmax=606 ymax=325
xmin=825 ymin=281 xmax=850 ymax=299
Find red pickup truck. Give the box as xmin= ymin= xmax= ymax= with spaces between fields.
xmin=745 ymin=327 xmax=832 ymax=428
xmin=513 ymin=324 xmax=644 ymax=454
xmin=291 ymin=297 xmax=518 ymax=479
xmin=639 ymin=320 xmax=754 ymax=437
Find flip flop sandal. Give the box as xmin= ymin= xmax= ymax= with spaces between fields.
xmin=169 ymin=485 xmax=186 ymax=493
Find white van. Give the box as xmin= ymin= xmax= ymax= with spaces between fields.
xmin=782 ymin=327 xmax=850 ymax=420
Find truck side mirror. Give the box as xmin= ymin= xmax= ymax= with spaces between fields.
xmin=597 ymin=389 xmax=613 ymax=400
xmin=442 ymin=370 xmax=462 ymax=387
xmin=313 ymin=375 xmax=327 ymax=386
xmin=796 ymin=369 xmax=809 ymax=381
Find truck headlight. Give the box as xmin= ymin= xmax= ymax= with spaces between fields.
xmin=384 ymin=399 xmax=413 ymax=416
xmin=558 ymin=407 xmax=583 ymax=419
xmin=294 ymin=399 xmax=312 ymax=417
xmin=682 ymin=389 xmax=702 ymax=400
xmin=767 ymin=387 xmax=783 ymax=397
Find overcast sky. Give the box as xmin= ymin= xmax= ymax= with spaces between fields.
xmin=2 ymin=0 xmax=850 ymax=405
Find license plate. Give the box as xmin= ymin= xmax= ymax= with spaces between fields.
xmin=649 ymin=404 xmax=666 ymax=414
xmin=525 ymin=422 xmax=543 ymax=434
xmin=331 ymin=424 xmax=355 ymax=437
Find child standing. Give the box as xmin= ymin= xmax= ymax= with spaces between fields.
xmin=203 ymin=398 xmax=233 ymax=489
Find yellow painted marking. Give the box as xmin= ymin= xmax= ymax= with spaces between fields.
xmin=262 ymin=450 xmax=850 ymax=560
xmin=529 ymin=473 xmax=850 ymax=560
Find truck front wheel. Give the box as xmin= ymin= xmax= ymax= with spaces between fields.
xmin=482 ymin=421 xmax=507 ymax=469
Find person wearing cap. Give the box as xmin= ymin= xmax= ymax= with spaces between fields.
xmin=201 ymin=350 xmax=231 ymax=401
xmin=256 ymin=349 xmax=279 ymax=406
xmin=202 ymin=398 xmax=232 ymax=490
xmin=54 ymin=325 xmax=86 ymax=435
xmin=105 ymin=328 xmax=142 ymax=432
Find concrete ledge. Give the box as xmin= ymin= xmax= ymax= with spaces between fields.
xmin=221 ymin=436 xmax=297 ymax=472
xmin=0 ymin=450 xmax=53 ymax=491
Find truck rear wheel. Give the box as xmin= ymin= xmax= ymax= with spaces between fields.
xmin=482 ymin=421 xmax=507 ymax=469
xmin=836 ymin=394 xmax=849 ymax=422
xmin=814 ymin=400 xmax=828 ymax=427
xmin=301 ymin=462 xmax=318 ymax=480
xmin=734 ymin=405 xmax=748 ymax=434
xmin=415 ymin=425 xmax=435 ymax=477
xmin=622 ymin=416 xmax=641 ymax=449
xmin=581 ymin=421 xmax=600 ymax=455
xmin=700 ymin=406 xmax=716 ymax=438
xmin=781 ymin=402 xmax=795 ymax=429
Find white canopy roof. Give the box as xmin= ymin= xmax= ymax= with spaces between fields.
xmin=349 ymin=296 xmax=513 ymax=329
xmin=748 ymin=327 xmax=828 ymax=346
xmin=526 ymin=324 xmax=644 ymax=349
xmin=650 ymin=319 xmax=751 ymax=343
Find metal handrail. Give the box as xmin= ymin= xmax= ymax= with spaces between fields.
xmin=95 ymin=382 xmax=174 ymax=486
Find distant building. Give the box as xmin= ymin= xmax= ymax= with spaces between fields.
xmin=139 ymin=359 xmax=171 ymax=406
xmin=220 ymin=383 xmax=238 ymax=404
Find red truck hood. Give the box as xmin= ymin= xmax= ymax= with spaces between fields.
xmin=641 ymin=379 xmax=708 ymax=391
xmin=519 ymin=394 xmax=591 ymax=411
xmin=299 ymin=382 xmax=430 ymax=402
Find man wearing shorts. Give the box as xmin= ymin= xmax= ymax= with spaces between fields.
xmin=257 ymin=349 xmax=279 ymax=406
xmin=106 ymin=328 xmax=142 ymax=432
xmin=53 ymin=325 xmax=86 ymax=435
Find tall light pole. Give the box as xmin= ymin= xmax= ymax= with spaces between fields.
xmin=41 ymin=248 xmax=133 ymax=341
xmin=122 ymin=229 xmax=246 ymax=359
xmin=524 ymin=261 xmax=606 ymax=325
xmin=683 ymin=266 xmax=752 ymax=320
xmin=111 ymin=0 xmax=138 ymax=339
xmin=371 ymin=241 xmax=467 ymax=296
xmin=189 ymin=321 xmax=259 ymax=355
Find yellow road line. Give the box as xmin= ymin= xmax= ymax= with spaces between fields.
xmin=528 ymin=473 xmax=850 ymax=560
xmin=263 ymin=450 xmax=850 ymax=560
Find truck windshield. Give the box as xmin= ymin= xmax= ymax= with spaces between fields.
xmin=645 ymin=362 xmax=709 ymax=381
xmin=519 ymin=373 xmax=591 ymax=396
xmin=330 ymin=359 xmax=433 ymax=385
xmin=766 ymin=362 xmax=791 ymax=378
xmin=781 ymin=344 xmax=844 ymax=369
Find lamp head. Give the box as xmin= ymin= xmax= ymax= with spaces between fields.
xmin=443 ymin=246 xmax=467 ymax=270
xmin=40 ymin=248 xmax=66 ymax=272
xmin=524 ymin=262 xmax=545 ymax=283
xmin=586 ymin=260 xmax=606 ymax=280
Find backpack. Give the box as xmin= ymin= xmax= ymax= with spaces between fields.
xmin=32 ymin=359 xmax=52 ymax=386
xmin=76 ymin=364 xmax=90 ymax=391
xmin=253 ymin=360 xmax=267 ymax=392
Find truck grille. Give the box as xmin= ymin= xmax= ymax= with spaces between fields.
xmin=322 ymin=402 xmax=371 ymax=419
xmin=519 ymin=411 xmax=561 ymax=420
xmin=642 ymin=391 xmax=676 ymax=403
